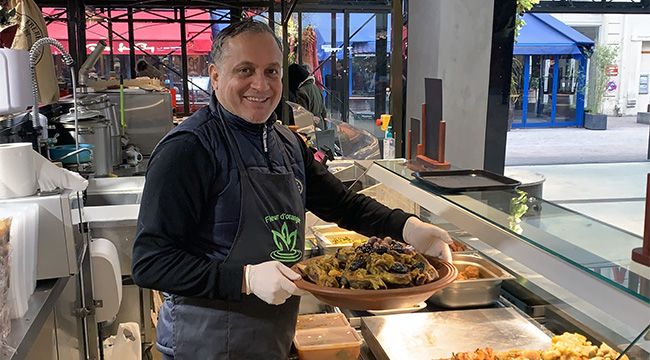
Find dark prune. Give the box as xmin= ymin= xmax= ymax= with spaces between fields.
xmin=390 ymin=241 xmax=405 ymax=252
xmin=340 ymin=276 xmax=349 ymax=288
xmin=349 ymin=258 xmax=367 ymax=271
xmin=374 ymin=246 xmax=388 ymax=254
xmin=412 ymin=262 xmax=425 ymax=271
xmin=356 ymin=243 xmax=373 ymax=253
xmin=367 ymin=237 xmax=380 ymax=245
xmin=389 ymin=262 xmax=409 ymax=274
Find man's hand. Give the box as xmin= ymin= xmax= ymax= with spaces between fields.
xmin=244 ymin=261 xmax=309 ymax=305
xmin=402 ymin=217 xmax=453 ymax=263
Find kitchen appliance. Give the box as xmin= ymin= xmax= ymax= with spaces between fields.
xmin=103 ymin=90 xmax=173 ymax=156
xmin=62 ymin=119 xmax=112 ymax=176
xmin=61 ymin=94 xmax=122 ymax=166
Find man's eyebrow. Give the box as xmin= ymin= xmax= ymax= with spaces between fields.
xmin=233 ymin=61 xmax=255 ymax=68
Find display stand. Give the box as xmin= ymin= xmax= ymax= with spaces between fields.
xmin=632 ymin=173 xmax=650 ymax=266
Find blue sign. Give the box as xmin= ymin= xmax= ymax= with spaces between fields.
xmin=606 ymin=80 xmax=617 ymax=93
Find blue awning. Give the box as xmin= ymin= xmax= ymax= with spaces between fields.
xmin=514 ymin=14 xmax=594 ymax=56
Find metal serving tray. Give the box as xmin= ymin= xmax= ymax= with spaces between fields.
xmin=413 ymin=170 xmax=521 ymax=192
xmin=428 ymin=252 xmax=515 ymax=308
xmin=311 ymin=225 xmax=368 ymax=255
xmin=361 ymin=308 xmax=551 ymax=360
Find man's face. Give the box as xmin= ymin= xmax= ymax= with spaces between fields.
xmin=209 ymin=32 xmax=282 ymax=124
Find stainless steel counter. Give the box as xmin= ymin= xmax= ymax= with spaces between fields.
xmin=361 ymin=308 xmax=552 ymax=360
xmin=1 ymin=277 xmax=70 ymax=360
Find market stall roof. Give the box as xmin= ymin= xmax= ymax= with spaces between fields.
xmin=514 ymin=13 xmax=594 ymax=56
xmin=45 ymin=9 xmax=213 ymax=55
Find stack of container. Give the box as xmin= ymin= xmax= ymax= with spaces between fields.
xmin=293 ymin=313 xmax=363 ymax=360
xmin=0 ymin=218 xmax=11 ymax=343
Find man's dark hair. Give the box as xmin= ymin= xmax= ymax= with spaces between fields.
xmin=210 ymin=19 xmax=282 ymax=66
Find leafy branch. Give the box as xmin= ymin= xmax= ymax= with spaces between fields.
xmin=586 ymin=44 xmax=618 ymax=114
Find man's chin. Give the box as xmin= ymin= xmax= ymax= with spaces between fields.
xmin=245 ymin=112 xmax=273 ymax=124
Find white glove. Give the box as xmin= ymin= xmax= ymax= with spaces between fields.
xmin=244 ymin=261 xmax=308 ymax=305
xmin=33 ymin=151 xmax=88 ymax=192
xmin=402 ymin=217 xmax=453 ymax=263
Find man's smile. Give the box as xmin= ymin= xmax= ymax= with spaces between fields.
xmin=243 ymin=96 xmax=270 ymax=103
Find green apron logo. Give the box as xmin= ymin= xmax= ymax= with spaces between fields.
xmin=266 ymin=214 xmax=302 ymax=263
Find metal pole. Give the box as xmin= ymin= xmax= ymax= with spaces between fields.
xmin=281 ymin=0 xmax=290 ymax=122
xmin=343 ymin=10 xmax=349 ymax=123
xmin=297 ymin=12 xmax=302 ymax=64
xmin=107 ymin=9 xmax=115 ymax=74
xmin=66 ymin=0 xmax=78 ymax=67
xmin=76 ymin=0 xmax=87 ymax=66
xmin=331 ymin=12 xmax=336 ymax=119
xmin=389 ymin=0 xmax=404 ymax=156
xmin=180 ymin=8 xmax=190 ymax=115
xmin=127 ymin=8 xmax=136 ymax=78
xmin=269 ymin=0 xmax=275 ymax=29
xmin=375 ymin=13 xmax=388 ymax=119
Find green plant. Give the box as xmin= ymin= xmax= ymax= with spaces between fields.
xmin=586 ymin=44 xmax=618 ymax=114
xmin=515 ymin=0 xmax=540 ymax=40
xmin=510 ymin=0 xmax=540 ymax=103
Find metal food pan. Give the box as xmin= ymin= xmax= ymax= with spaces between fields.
xmin=311 ymin=225 xmax=368 ymax=254
xmin=428 ymin=252 xmax=515 ymax=308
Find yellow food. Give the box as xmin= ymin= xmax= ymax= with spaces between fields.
xmin=457 ymin=265 xmax=481 ymax=280
xmin=450 ymin=333 xmax=628 ymax=360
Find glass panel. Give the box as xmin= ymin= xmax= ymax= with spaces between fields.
xmin=373 ymin=159 xmax=649 ymax=304
xmin=511 ymin=55 xmax=525 ymax=127
xmin=348 ymin=13 xmax=388 ymax=139
xmin=301 ymin=13 xmax=343 ymax=122
xmin=555 ymin=55 xmax=578 ymax=125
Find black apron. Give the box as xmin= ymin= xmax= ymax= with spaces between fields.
xmin=171 ymin=110 xmax=305 ymax=360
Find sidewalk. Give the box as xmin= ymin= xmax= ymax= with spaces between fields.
xmin=505 ymin=116 xmax=649 ymax=166
xmin=505 ymin=116 xmax=649 ymax=237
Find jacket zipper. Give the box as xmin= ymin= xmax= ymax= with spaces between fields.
xmin=262 ymin=126 xmax=273 ymax=171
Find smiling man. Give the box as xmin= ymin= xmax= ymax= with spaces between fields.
xmin=132 ymin=20 xmax=452 ymax=360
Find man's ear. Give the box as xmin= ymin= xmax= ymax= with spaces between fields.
xmin=209 ymin=63 xmax=219 ymax=91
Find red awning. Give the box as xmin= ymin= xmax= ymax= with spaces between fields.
xmin=45 ymin=9 xmax=213 ymax=56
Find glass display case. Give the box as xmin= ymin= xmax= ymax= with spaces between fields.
xmin=351 ymin=159 xmax=650 ymax=358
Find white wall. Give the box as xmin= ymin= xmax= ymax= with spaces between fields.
xmin=406 ymin=0 xmax=494 ymax=169
xmin=554 ymin=13 xmax=650 ymax=115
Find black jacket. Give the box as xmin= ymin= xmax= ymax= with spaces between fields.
xmin=132 ymin=95 xmax=412 ymax=301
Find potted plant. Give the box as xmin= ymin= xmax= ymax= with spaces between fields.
xmin=584 ymin=44 xmax=618 ymax=130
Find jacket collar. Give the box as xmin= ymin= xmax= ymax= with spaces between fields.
xmin=209 ymin=93 xmax=276 ymax=134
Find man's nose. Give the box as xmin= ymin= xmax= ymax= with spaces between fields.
xmin=250 ymin=72 xmax=270 ymax=91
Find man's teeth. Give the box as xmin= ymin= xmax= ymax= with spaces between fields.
xmin=245 ymin=97 xmax=267 ymax=102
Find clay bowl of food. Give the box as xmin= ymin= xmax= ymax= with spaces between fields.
xmin=292 ymin=237 xmax=458 ymax=310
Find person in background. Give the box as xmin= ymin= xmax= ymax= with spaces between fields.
xmin=132 ymin=19 xmax=452 ymax=360
xmin=135 ymin=59 xmax=163 ymax=80
xmin=288 ymin=63 xmax=327 ymax=127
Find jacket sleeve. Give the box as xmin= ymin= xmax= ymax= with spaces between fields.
xmin=131 ymin=133 xmax=243 ymax=301
xmin=295 ymin=133 xmax=413 ymax=240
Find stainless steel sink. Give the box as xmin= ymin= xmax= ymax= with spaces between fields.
xmin=85 ymin=177 xmax=145 ymax=206
xmin=84 ymin=177 xmax=144 ymax=275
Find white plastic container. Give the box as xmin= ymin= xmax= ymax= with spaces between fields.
xmin=294 ymin=326 xmax=363 ymax=360
xmin=0 ymin=49 xmax=32 ymax=116
xmin=0 ymin=203 xmax=39 ymax=319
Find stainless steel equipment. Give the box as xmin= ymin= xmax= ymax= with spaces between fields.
xmin=0 ymin=190 xmax=80 ymax=280
xmin=62 ymin=118 xmax=112 ymax=176
xmin=104 ymin=90 xmax=173 ymax=156
xmin=428 ymin=252 xmax=515 ymax=308
xmin=61 ymin=94 xmax=122 ymax=166
xmin=361 ymin=308 xmax=552 ymax=360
